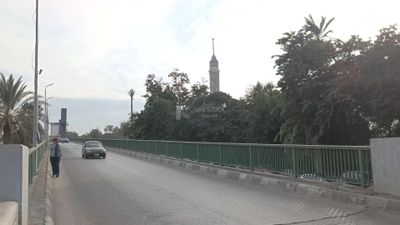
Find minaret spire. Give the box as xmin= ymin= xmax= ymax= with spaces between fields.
xmin=212 ymin=38 xmax=215 ymax=56
xmin=209 ymin=37 xmax=220 ymax=93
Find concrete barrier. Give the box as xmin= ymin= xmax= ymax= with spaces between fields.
xmin=0 ymin=145 xmax=29 ymax=225
xmin=0 ymin=202 xmax=18 ymax=225
xmin=371 ymin=138 xmax=400 ymax=197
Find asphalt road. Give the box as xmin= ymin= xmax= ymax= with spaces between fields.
xmin=53 ymin=143 xmax=400 ymax=225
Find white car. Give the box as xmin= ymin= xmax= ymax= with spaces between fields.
xmin=59 ymin=137 xmax=69 ymax=143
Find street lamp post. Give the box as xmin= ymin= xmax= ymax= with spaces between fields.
xmin=32 ymin=0 xmax=40 ymax=147
xmin=45 ymin=83 xmax=54 ymax=144
xmin=45 ymin=97 xmax=53 ymax=144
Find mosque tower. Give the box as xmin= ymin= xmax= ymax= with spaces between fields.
xmin=209 ymin=38 xmax=220 ymax=93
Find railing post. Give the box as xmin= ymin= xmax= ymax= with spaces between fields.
xmin=291 ymin=147 xmax=297 ymax=178
xmin=39 ymin=146 xmax=42 ymax=163
xmin=219 ymin=144 xmax=222 ymax=166
xmin=34 ymin=149 xmax=38 ymax=174
xmin=180 ymin=142 xmax=183 ymax=159
xmin=29 ymin=155 xmax=32 ymax=184
xmin=196 ymin=143 xmax=199 ymax=162
xmin=358 ymin=149 xmax=366 ymax=188
xmin=249 ymin=146 xmax=253 ymax=171
xmin=166 ymin=143 xmax=169 ymax=156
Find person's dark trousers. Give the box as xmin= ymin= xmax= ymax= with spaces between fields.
xmin=50 ymin=156 xmax=60 ymax=177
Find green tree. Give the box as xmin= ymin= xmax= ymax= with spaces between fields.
xmin=319 ymin=36 xmax=371 ymax=145
xmin=111 ymin=126 xmax=122 ymax=138
xmin=0 ymin=74 xmax=32 ymax=144
xmin=14 ymin=102 xmax=45 ymax=146
xmin=187 ymin=80 xmax=209 ymax=105
xmin=245 ymin=82 xmax=283 ymax=143
xmin=66 ymin=131 xmax=79 ymax=138
xmin=129 ymin=70 xmax=195 ymax=140
xmin=357 ymin=25 xmax=400 ymax=137
xmin=143 ymin=74 xmax=163 ymax=99
xmin=132 ymin=73 xmax=177 ymax=139
xmin=135 ymin=92 xmax=176 ymax=139
xmin=168 ymin=69 xmax=190 ymax=106
xmin=88 ymin=128 xmax=102 ymax=138
xmin=274 ymin=25 xmax=336 ymax=144
xmin=170 ymin=78 xmax=209 ymax=141
xmin=187 ymin=92 xmax=246 ymax=142
xmin=102 ymin=124 xmax=124 ymax=138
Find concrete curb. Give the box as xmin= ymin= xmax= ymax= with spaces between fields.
xmin=43 ymin=156 xmax=54 ymax=225
xmin=108 ymin=147 xmax=400 ymax=215
xmin=0 ymin=202 xmax=18 ymax=225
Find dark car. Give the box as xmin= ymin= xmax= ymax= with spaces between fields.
xmin=82 ymin=141 xmax=107 ymax=159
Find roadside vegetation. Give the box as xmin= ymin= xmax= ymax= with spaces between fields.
xmin=0 ymin=73 xmax=44 ymax=146
xmin=87 ymin=16 xmax=400 ymax=145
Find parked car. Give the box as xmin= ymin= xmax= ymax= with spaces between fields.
xmin=82 ymin=141 xmax=106 ymax=159
xmin=59 ymin=137 xmax=69 ymax=143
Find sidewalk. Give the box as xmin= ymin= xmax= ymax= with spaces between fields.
xmin=28 ymin=153 xmax=54 ymax=225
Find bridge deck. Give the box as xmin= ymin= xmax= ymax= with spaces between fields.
xmin=53 ymin=143 xmax=400 ymax=225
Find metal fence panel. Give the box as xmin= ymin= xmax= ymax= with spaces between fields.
xmin=71 ymin=138 xmax=372 ymax=187
xmin=28 ymin=141 xmax=47 ymax=184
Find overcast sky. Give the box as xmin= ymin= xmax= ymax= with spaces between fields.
xmin=1 ymin=0 xmax=399 ymax=134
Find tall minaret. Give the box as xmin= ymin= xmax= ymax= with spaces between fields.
xmin=209 ymin=38 xmax=220 ymax=93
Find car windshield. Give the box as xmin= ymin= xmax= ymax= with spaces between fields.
xmin=86 ymin=142 xmax=102 ymax=148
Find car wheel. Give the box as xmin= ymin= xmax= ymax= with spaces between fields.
xmin=82 ymin=154 xmax=84 ymax=158
xmin=103 ymin=155 xmax=106 ymax=159
xmin=84 ymin=154 xmax=88 ymax=159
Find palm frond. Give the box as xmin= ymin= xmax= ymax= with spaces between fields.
xmin=0 ymin=73 xmax=30 ymax=143
xmin=302 ymin=15 xmax=335 ymax=40
xmin=324 ymin=17 xmax=335 ymax=33
xmin=128 ymin=89 xmax=135 ymax=98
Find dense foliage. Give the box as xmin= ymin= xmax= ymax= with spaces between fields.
xmin=0 ymin=74 xmax=44 ymax=146
xmin=115 ymin=19 xmax=398 ymax=145
xmin=75 ymin=17 xmax=400 ymax=145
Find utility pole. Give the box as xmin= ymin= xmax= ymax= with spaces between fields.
xmin=32 ymin=0 xmax=40 ymax=147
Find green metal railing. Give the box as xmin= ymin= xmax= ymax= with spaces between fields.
xmin=29 ymin=141 xmax=47 ymax=184
xmin=74 ymin=138 xmax=372 ymax=187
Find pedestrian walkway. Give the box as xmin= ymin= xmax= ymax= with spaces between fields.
xmin=28 ymin=154 xmax=49 ymax=225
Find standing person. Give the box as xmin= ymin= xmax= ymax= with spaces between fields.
xmin=50 ymin=137 xmax=62 ymax=177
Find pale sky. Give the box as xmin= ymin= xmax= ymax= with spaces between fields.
xmin=1 ymin=0 xmax=399 ymax=134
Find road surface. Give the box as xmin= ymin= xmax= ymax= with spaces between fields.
xmin=53 ymin=143 xmax=400 ymax=225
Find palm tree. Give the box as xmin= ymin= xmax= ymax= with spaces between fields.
xmin=128 ymin=89 xmax=135 ymax=118
xmin=302 ymin=14 xmax=335 ymax=40
xmin=0 ymin=74 xmax=31 ymax=144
